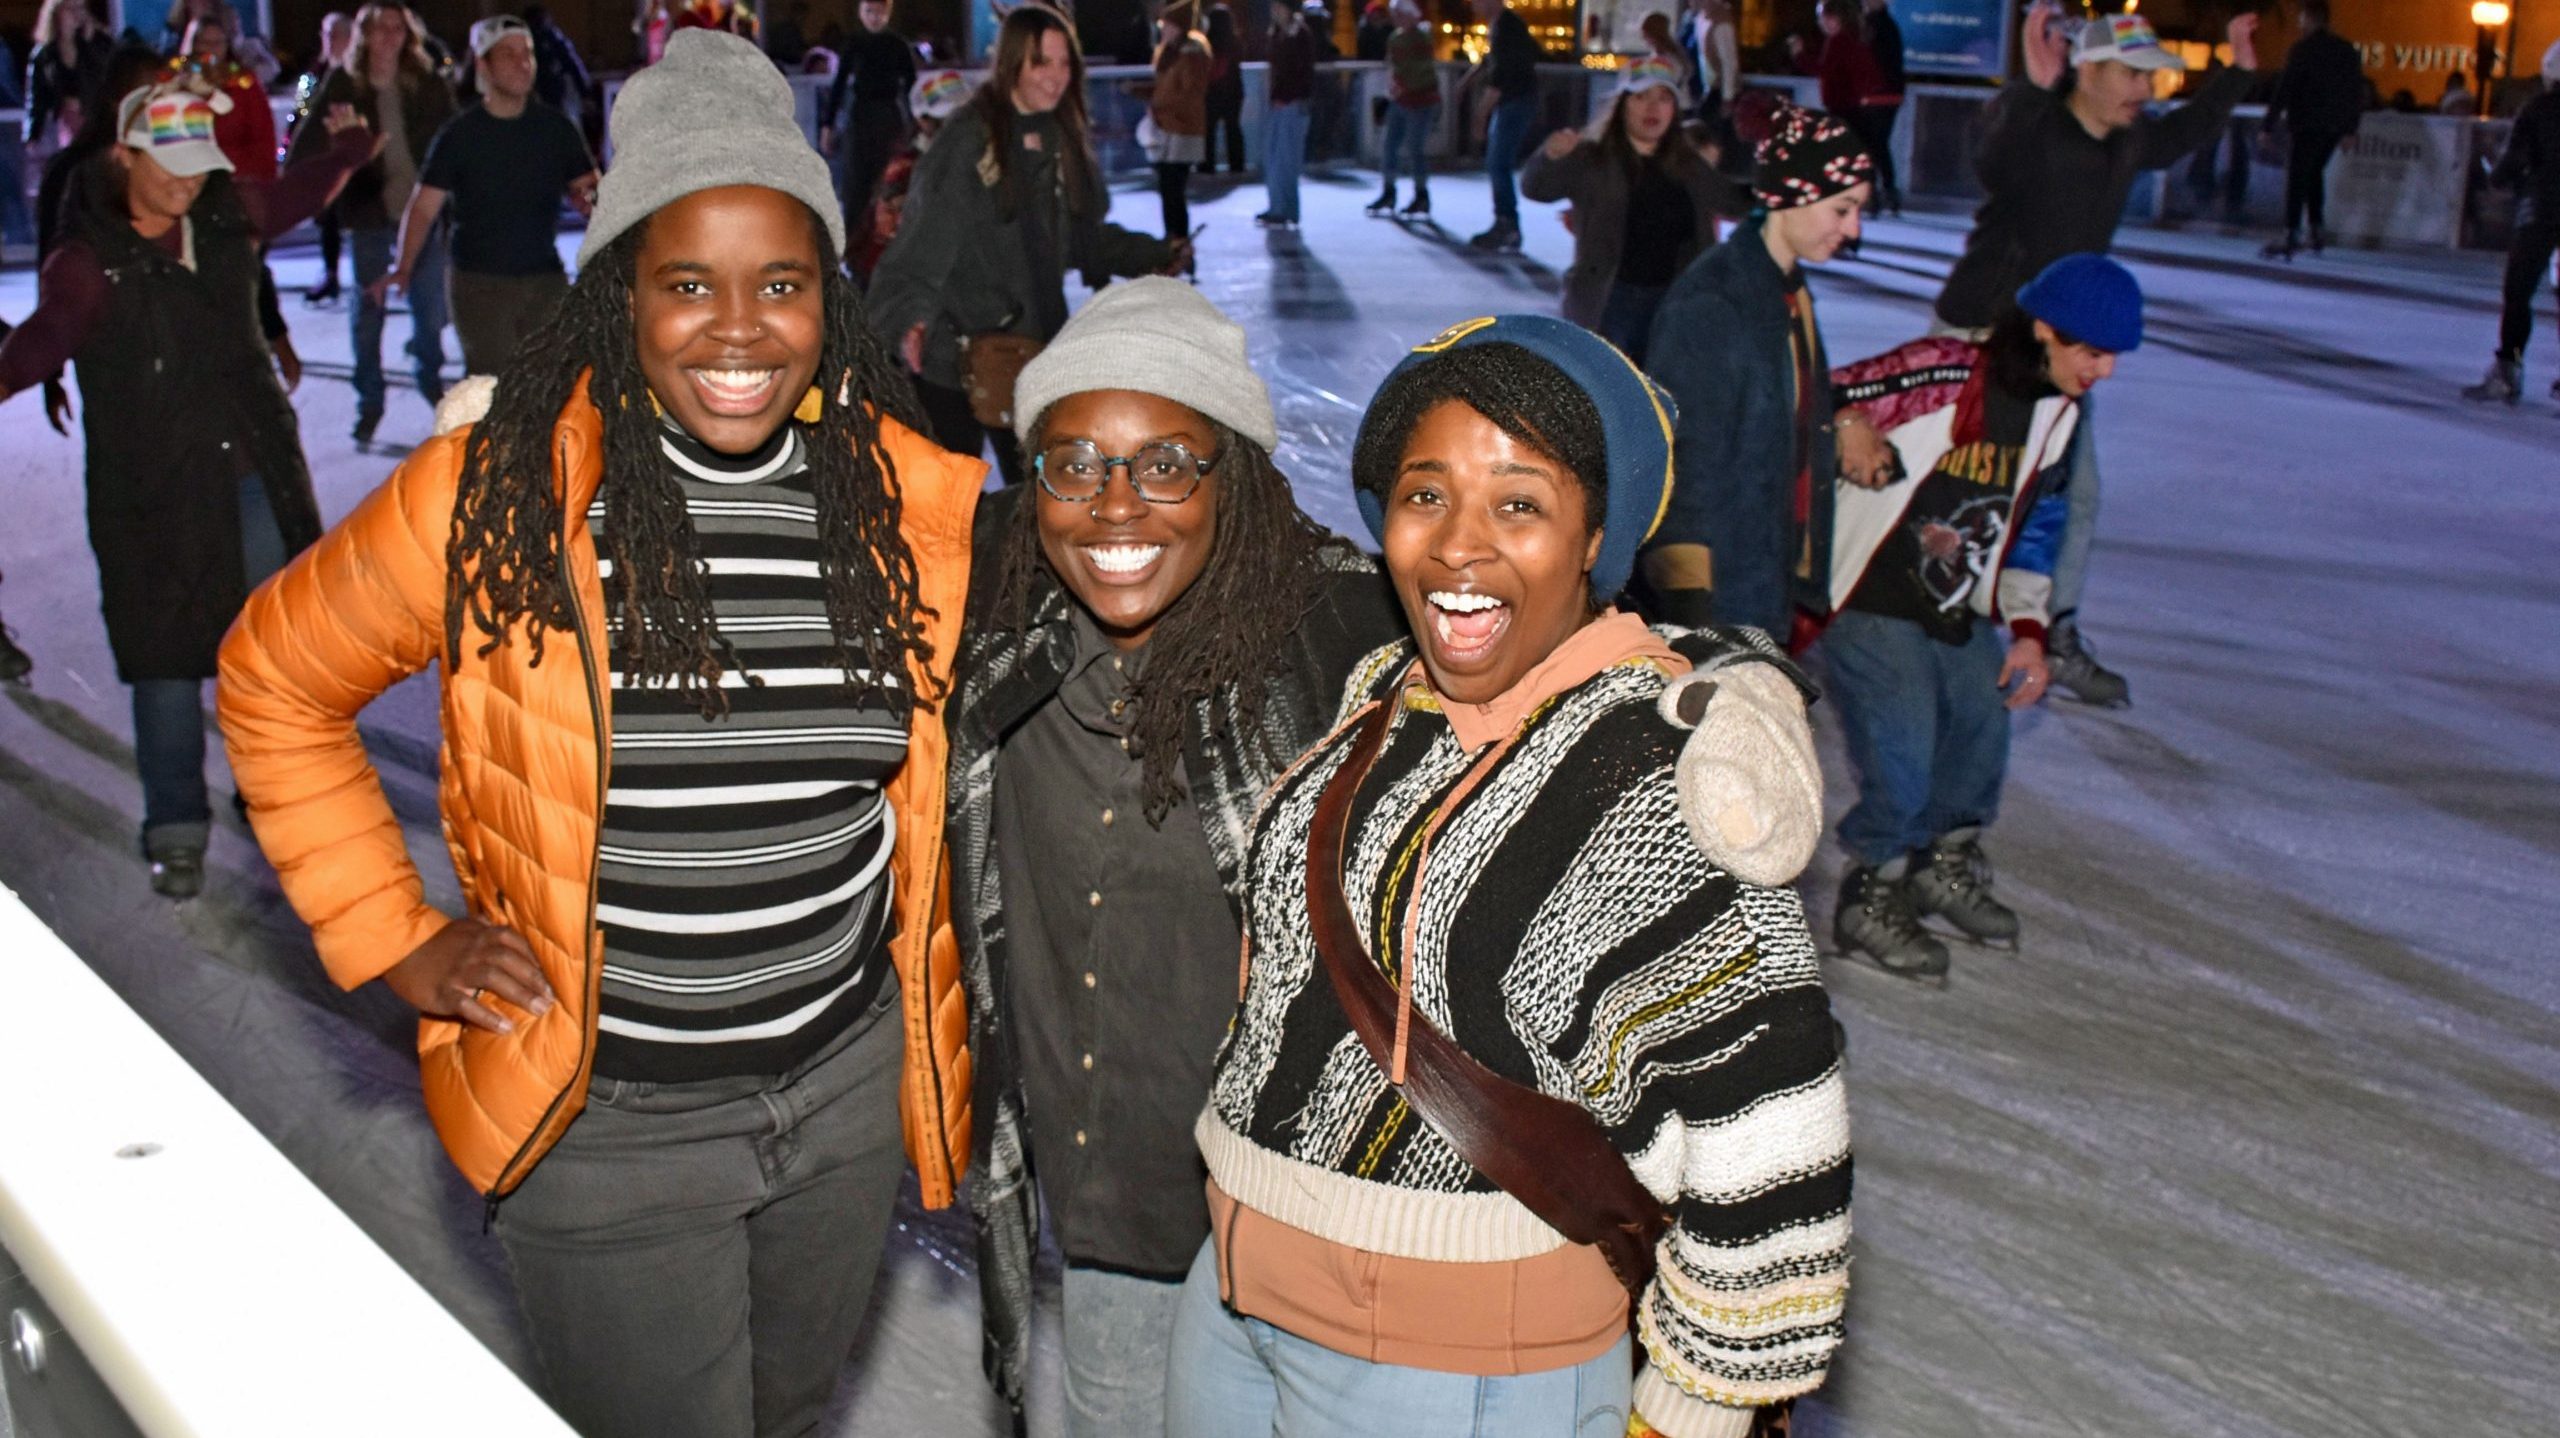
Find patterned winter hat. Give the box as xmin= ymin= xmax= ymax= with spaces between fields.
xmin=1751 ymin=103 xmax=1872 ymax=211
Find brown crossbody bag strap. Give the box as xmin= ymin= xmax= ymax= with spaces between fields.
xmin=1303 ymin=699 xmax=1673 ymax=1300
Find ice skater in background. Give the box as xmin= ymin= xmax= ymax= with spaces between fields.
xmin=2463 ymin=40 xmax=2560 ymax=409
xmin=1820 ymin=254 xmax=2142 ymax=979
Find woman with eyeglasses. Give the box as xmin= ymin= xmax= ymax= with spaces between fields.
xmin=943 ymin=276 xmax=1403 ymax=1437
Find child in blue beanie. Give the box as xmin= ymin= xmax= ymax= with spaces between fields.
xmin=1816 ymin=253 xmax=2143 ymax=979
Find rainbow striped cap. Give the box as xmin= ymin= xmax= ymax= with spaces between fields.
xmin=2071 ymin=13 xmax=2185 ymax=72
xmin=117 ymin=82 xmax=235 ymax=177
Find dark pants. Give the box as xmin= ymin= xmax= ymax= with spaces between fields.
xmin=133 ymin=470 xmax=286 ymax=848
xmin=496 ymin=993 xmax=908 ymax=1438
xmin=1851 ymin=103 xmax=1902 ymax=206
xmin=2283 ymin=127 xmax=2347 ymax=238
xmin=837 ymin=102 xmax=904 ymax=244
xmin=1155 ymin=161 xmax=1192 ymax=242
xmin=1486 ymin=95 xmax=1537 ymax=227
xmin=2498 ymin=221 xmax=2560 ymax=361
xmin=913 ymin=375 xmax=1026 ymax=486
xmin=1819 ymin=610 xmax=2010 ymax=868
xmin=316 ymin=210 xmax=343 ymax=289
xmin=1205 ymin=91 xmax=1245 ymax=172
xmin=451 ymin=268 xmax=572 ymax=376
xmin=1596 ymin=281 xmax=1667 ymax=367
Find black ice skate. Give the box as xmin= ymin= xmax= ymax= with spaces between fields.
xmin=1366 ymin=186 xmax=1398 ymax=216
xmin=1834 ymin=866 xmax=1950 ymax=983
xmin=1908 ymin=829 xmax=2021 ymax=950
xmin=2046 ymin=619 xmax=2131 ymax=708
xmin=145 ymin=832 xmax=206 ymax=901
xmin=1399 ymin=190 xmax=1431 ymax=219
xmin=0 ymin=620 xmax=29 ymax=684
xmin=1468 ymin=223 xmax=1522 ymax=253
xmin=2463 ymin=355 xmax=2522 ymax=406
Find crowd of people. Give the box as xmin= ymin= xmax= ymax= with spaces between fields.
xmin=0 ymin=4 xmax=2548 ymax=1438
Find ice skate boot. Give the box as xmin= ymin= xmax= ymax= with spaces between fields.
xmin=2463 ymin=355 xmax=2522 ymax=406
xmin=2046 ymin=619 xmax=2130 ymax=708
xmin=0 ymin=620 xmax=29 ymax=684
xmin=1833 ymin=865 xmax=1950 ymax=982
xmin=145 ymin=829 xmax=206 ymax=901
xmin=1400 ymin=189 xmax=1430 ymax=218
xmin=1468 ymin=223 xmax=1521 ymax=252
xmin=1366 ymin=185 xmax=1397 ymax=216
xmin=2259 ymin=233 xmax=2297 ymax=261
xmin=1908 ymin=829 xmax=2020 ymax=949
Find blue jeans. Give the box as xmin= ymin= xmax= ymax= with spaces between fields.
xmin=1264 ymin=100 xmax=1309 ymax=221
xmin=2050 ymin=393 xmax=2099 ymax=623
xmin=1596 ymin=282 xmax=1667 ymax=367
xmin=1819 ymin=609 xmax=2011 ymax=867
xmin=1380 ymin=100 xmax=1433 ymax=194
xmin=1163 ymin=1241 xmax=1631 ymax=1437
xmin=1061 ymin=1263 xmax=1183 ymax=1438
xmin=349 ymin=223 xmax=449 ymax=415
xmin=1485 ymin=95 xmax=1537 ymax=227
xmin=135 ymin=471 xmax=288 ymax=846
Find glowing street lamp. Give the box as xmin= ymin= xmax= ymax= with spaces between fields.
xmin=2471 ymin=2 xmax=2510 ymax=118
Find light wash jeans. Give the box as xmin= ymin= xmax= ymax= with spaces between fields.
xmin=1163 ymin=1240 xmax=1632 ymax=1438
xmin=1263 ymin=100 xmax=1309 ymax=222
xmin=1380 ymin=100 xmax=1433 ymax=196
xmin=348 ymin=223 xmax=449 ymax=415
xmin=134 ymin=470 xmax=287 ymax=849
xmin=1818 ymin=609 xmax=2010 ymax=867
xmin=1061 ymin=1264 xmax=1184 ymax=1438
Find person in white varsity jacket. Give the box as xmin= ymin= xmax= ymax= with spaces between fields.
xmin=1820 ymin=253 xmax=2141 ymax=979
xmin=1167 ymin=314 xmax=1850 ymax=1438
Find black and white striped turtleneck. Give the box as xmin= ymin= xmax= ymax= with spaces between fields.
xmin=586 ymin=419 xmax=906 ymax=1082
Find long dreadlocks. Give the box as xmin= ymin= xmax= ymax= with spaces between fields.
xmin=990 ymin=418 xmax=1349 ymax=823
xmin=443 ymin=217 xmax=935 ymax=723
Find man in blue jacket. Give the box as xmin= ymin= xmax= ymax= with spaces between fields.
xmin=1642 ymin=105 xmax=1880 ymax=641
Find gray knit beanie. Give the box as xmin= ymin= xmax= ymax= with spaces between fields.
xmin=1011 ymin=278 xmax=1279 ymax=452
xmin=578 ymin=29 xmax=843 ymax=266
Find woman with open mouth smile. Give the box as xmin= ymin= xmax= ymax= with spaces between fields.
xmin=1170 ymin=315 xmax=1851 ymax=1438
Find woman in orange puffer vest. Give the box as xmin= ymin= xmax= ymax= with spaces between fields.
xmin=217 ymin=32 xmax=979 ymax=1438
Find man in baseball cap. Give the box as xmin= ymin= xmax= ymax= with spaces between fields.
xmin=1921 ymin=0 xmax=2258 ymax=707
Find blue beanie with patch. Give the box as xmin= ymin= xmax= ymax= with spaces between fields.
xmin=2016 ymin=253 xmax=2145 ymax=354
xmin=1355 ymin=315 xmax=1677 ymax=604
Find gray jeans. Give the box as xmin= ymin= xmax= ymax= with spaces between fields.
xmin=1060 ymin=1263 xmax=1185 ymax=1438
xmin=495 ymin=984 xmax=906 ymax=1438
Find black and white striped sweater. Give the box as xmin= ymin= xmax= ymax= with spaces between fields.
xmin=1201 ymin=641 xmax=1850 ymax=1438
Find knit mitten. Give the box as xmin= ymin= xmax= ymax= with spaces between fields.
xmin=1657 ymin=658 xmax=1823 ymax=887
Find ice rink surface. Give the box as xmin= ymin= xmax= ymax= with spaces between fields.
xmin=0 ymin=168 xmax=2553 ymax=1436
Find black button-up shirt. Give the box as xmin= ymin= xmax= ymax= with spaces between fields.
xmin=989 ymin=610 xmax=1243 ymax=1278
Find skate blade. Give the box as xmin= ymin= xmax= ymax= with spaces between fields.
xmin=1918 ymin=918 xmax=2020 ymax=953
xmin=1822 ymin=945 xmax=1952 ymax=987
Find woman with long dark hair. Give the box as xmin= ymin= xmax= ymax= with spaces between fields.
xmin=217 ymin=33 xmax=986 ymax=1437
xmin=0 ymin=80 xmax=374 ymax=896
xmin=1520 ymin=56 xmax=1745 ymax=364
xmin=287 ymin=0 xmax=456 ymax=442
xmin=870 ymin=2 xmax=1187 ymax=484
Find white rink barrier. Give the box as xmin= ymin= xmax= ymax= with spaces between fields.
xmin=0 ymin=883 xmax=572 ymax=1438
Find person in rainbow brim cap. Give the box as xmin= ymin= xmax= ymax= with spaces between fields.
xmin=1518 ymin=52 xmax=1745 ymax=366
xmin=0 ymin=79 xmax=377 ymax=898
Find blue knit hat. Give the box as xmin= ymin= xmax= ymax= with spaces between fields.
xmin=1355 ymin=315 xmax=1677 ymax=604
xmin=2016 ymin=254 xmax=2145 ymax=354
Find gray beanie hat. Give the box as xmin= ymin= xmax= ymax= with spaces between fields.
xmin=1011 ymin=277 xmax=1278 ymax=452
xmin=578 ymin=29 xmax=843 ymax=266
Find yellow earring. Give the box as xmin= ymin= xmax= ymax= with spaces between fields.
xmin=794 ymin=386 xmax=825 ymax=424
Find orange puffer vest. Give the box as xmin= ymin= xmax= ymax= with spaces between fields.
xmin=217 ymin=384 xmax=983 ymax=1204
